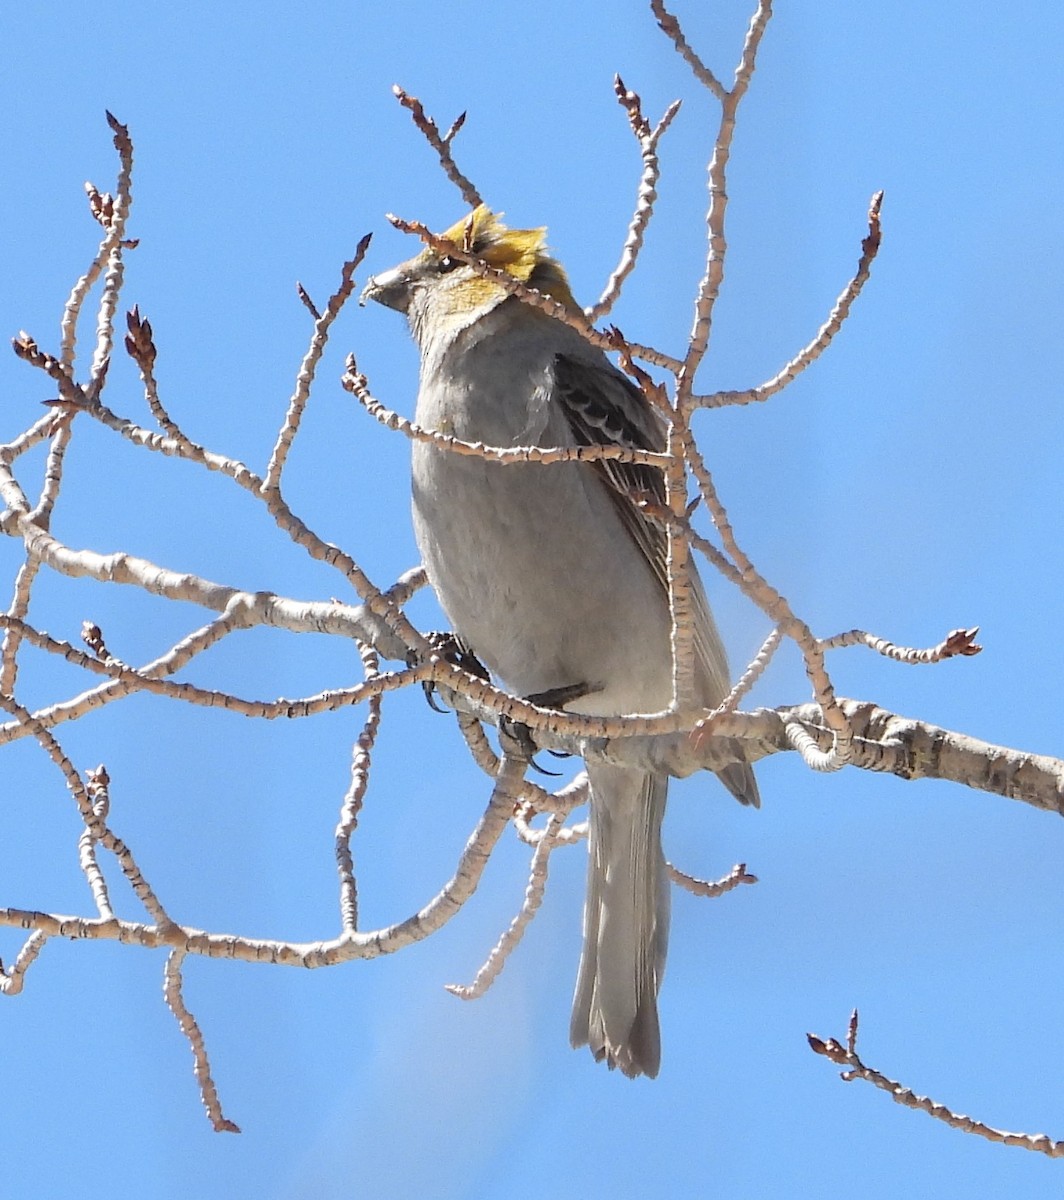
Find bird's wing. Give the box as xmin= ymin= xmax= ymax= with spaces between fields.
xmin=551 ymin=354 xmax=669 ymax=592
xmin=550 ymin=354 xmax=731 ymax=704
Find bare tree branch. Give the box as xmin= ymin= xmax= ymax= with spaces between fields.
xmin=585 ymin=78 xmax=680 ymax=321
xmin=392 ymin=85 xmax=483 ymax=208
xmin=680 ymin=0 xmax=773 ymax=379
xmin=445 ymin=810 xmax=567 ymax=1000
xmin=265 ymin=236 xmax=371 ymax=490
xmin=695 ymin=191 xmax=884 ymax=408
xmin=0 ymin=750 xmax=529 ymax=964
xmin=1 ymin=3 xmax=1058 ymax=1148
xmin=336 ymin=641 xmax=383 ymax=934
xmin=164 ymin=950 xmax=241 ymax=1134
xmin=667 ymin=860 xmax=757 ymax=897
xmin=810 ymin=1010 xmax=1064 ymax=1158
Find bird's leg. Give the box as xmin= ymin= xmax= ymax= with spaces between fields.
xmin=525 ymin=682 xmax=599 ymax=710
xmin=410 ymin=634 xmax=598 ymax=774
xmin=500 ymin=681 xmax=602 ymax=771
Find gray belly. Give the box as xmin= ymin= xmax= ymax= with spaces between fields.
xmin=411 ymin=443 xmax=672 ymax=716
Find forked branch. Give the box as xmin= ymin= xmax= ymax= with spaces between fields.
xmin=810 ymin=1011 xmax=1064 ymax=1158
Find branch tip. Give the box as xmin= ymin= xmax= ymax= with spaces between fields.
xmin=296 ymin=282 xmax=320 ymax=320
xmin=443 ymin=111 xmax=467 ymax=143
xmin=807 ymin=1032 xmax=848 ymax=1063
xmin=943 ymin=627 xmax=982 ymax=658
xmin=391 ymin=85 xmax=482 ymax=207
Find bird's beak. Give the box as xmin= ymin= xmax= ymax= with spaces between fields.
xmin=359 ymin=266 xmax=411 ymax=313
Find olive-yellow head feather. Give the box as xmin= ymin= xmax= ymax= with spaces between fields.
xmin=362 ymin=205 xmax=578 ymax=348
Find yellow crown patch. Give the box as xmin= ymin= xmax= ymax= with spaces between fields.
xmin=436 ymin=205 xmax=578 ymax=312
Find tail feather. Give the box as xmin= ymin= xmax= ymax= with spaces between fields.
xmin=717 ymin=752 xmax=760 ymax=808
xmin=570 ymin=762 xmax=669 ymax=1079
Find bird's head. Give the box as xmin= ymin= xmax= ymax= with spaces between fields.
xmin=361 ymin=205 xmax=578 ymax=350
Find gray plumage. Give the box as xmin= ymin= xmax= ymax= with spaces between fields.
xmin=362 ymin=209 xmax=758 ymax=1078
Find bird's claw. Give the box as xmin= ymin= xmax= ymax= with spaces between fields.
xmin=407 ymin=631 xmax=489 ymax=713
xmin=499 ymin=681 xmax=597 ymax=773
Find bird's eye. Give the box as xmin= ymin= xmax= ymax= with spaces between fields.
xmin=436 ymin=255 xmax=460 ymax=274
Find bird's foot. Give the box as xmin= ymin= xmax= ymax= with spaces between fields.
xmin=406 ymin=631 xmax=489 ymax=713
xmin=500 ymin=681 xmax=600 ymax=772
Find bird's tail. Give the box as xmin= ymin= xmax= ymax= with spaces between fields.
xmin=569 ymin=762 xmax=669 ymax=1079
xmin=717 ymin=754 xmax=760 ymax=808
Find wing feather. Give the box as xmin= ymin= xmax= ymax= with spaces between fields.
xmin=550 ymin=354 xmax=732 ymax=705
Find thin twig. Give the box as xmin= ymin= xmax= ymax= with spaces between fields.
xmin=336 ymin=642 xmax=384 ymax=933
xmin=681 ymin=1 xmax=773 ymax=384
xmin=0 ymin=703 xmax=169 ymax=924
xmin=0 ymin=695 xmax=113 ymax=916
xmin=90 ymin=112 xmax=135 ymax=381
xmin=445 ymin=811 xmax=566 ymax=1000
xmin=810 ymin=1010 xmax=1064 ymax=1158
xmin=1 ymin=560 xmax=42 ymax=696
xmin=650 ymin=0 xmax=727 ymax=101
xmin=693 ymin=627 xmax=781 ymax=746
xmin=820 ymin=625 xmax=981 ymax=662
xmin=344 ymin=354 xmax=669 ymax=470
xmin=0 ymin=931 xmax=49 ymax=996
xmin=0 ymin=406 xmax=74 ymax=710
xmin=163 ymin=950 xmax=241 ymax=1133
xmin=86 ymin=765 xmax=172 ymax=926
xmin=667 ymin=860 xmax=757 ymax=897
xmin=0 ymin=754 xmax=527 ymax=970
xmin=455 ymin=711 xmax=499 ymax=777
xmin=79 ymin=392 xmax=264 ymax=493
xmin=0 ymin=446 xmax=426 ymax=666
xmin=586 ymin=80 xmax=681 ymax=321
xmin=0 ymin=612 xmax=428 ymax=730
xmin=124 ymin=305 xmax=198 ymax=446
xmin=78 ymin=762 xmax=115 ymax=920
xmin=0 ymin=412 xmax=64 ymax=462
xmin=265 ymin=237 xmax=371 ymax=491
xmin=257 ymin=478 xmax=429 ymax=658
xmin=392 ymin=86 xmax=482 ymax=208
xmin=696 ymin=192 xmax=884 ymax=408
xmin=679 ymin=423 xmax=854 ymax=768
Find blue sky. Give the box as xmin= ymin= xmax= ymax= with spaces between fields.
xmin=2 ymin=2 xmax=1062 ymax=1196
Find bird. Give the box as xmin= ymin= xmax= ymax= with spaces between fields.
xmin=361 ymin=205 xmax=759 ymax=1078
